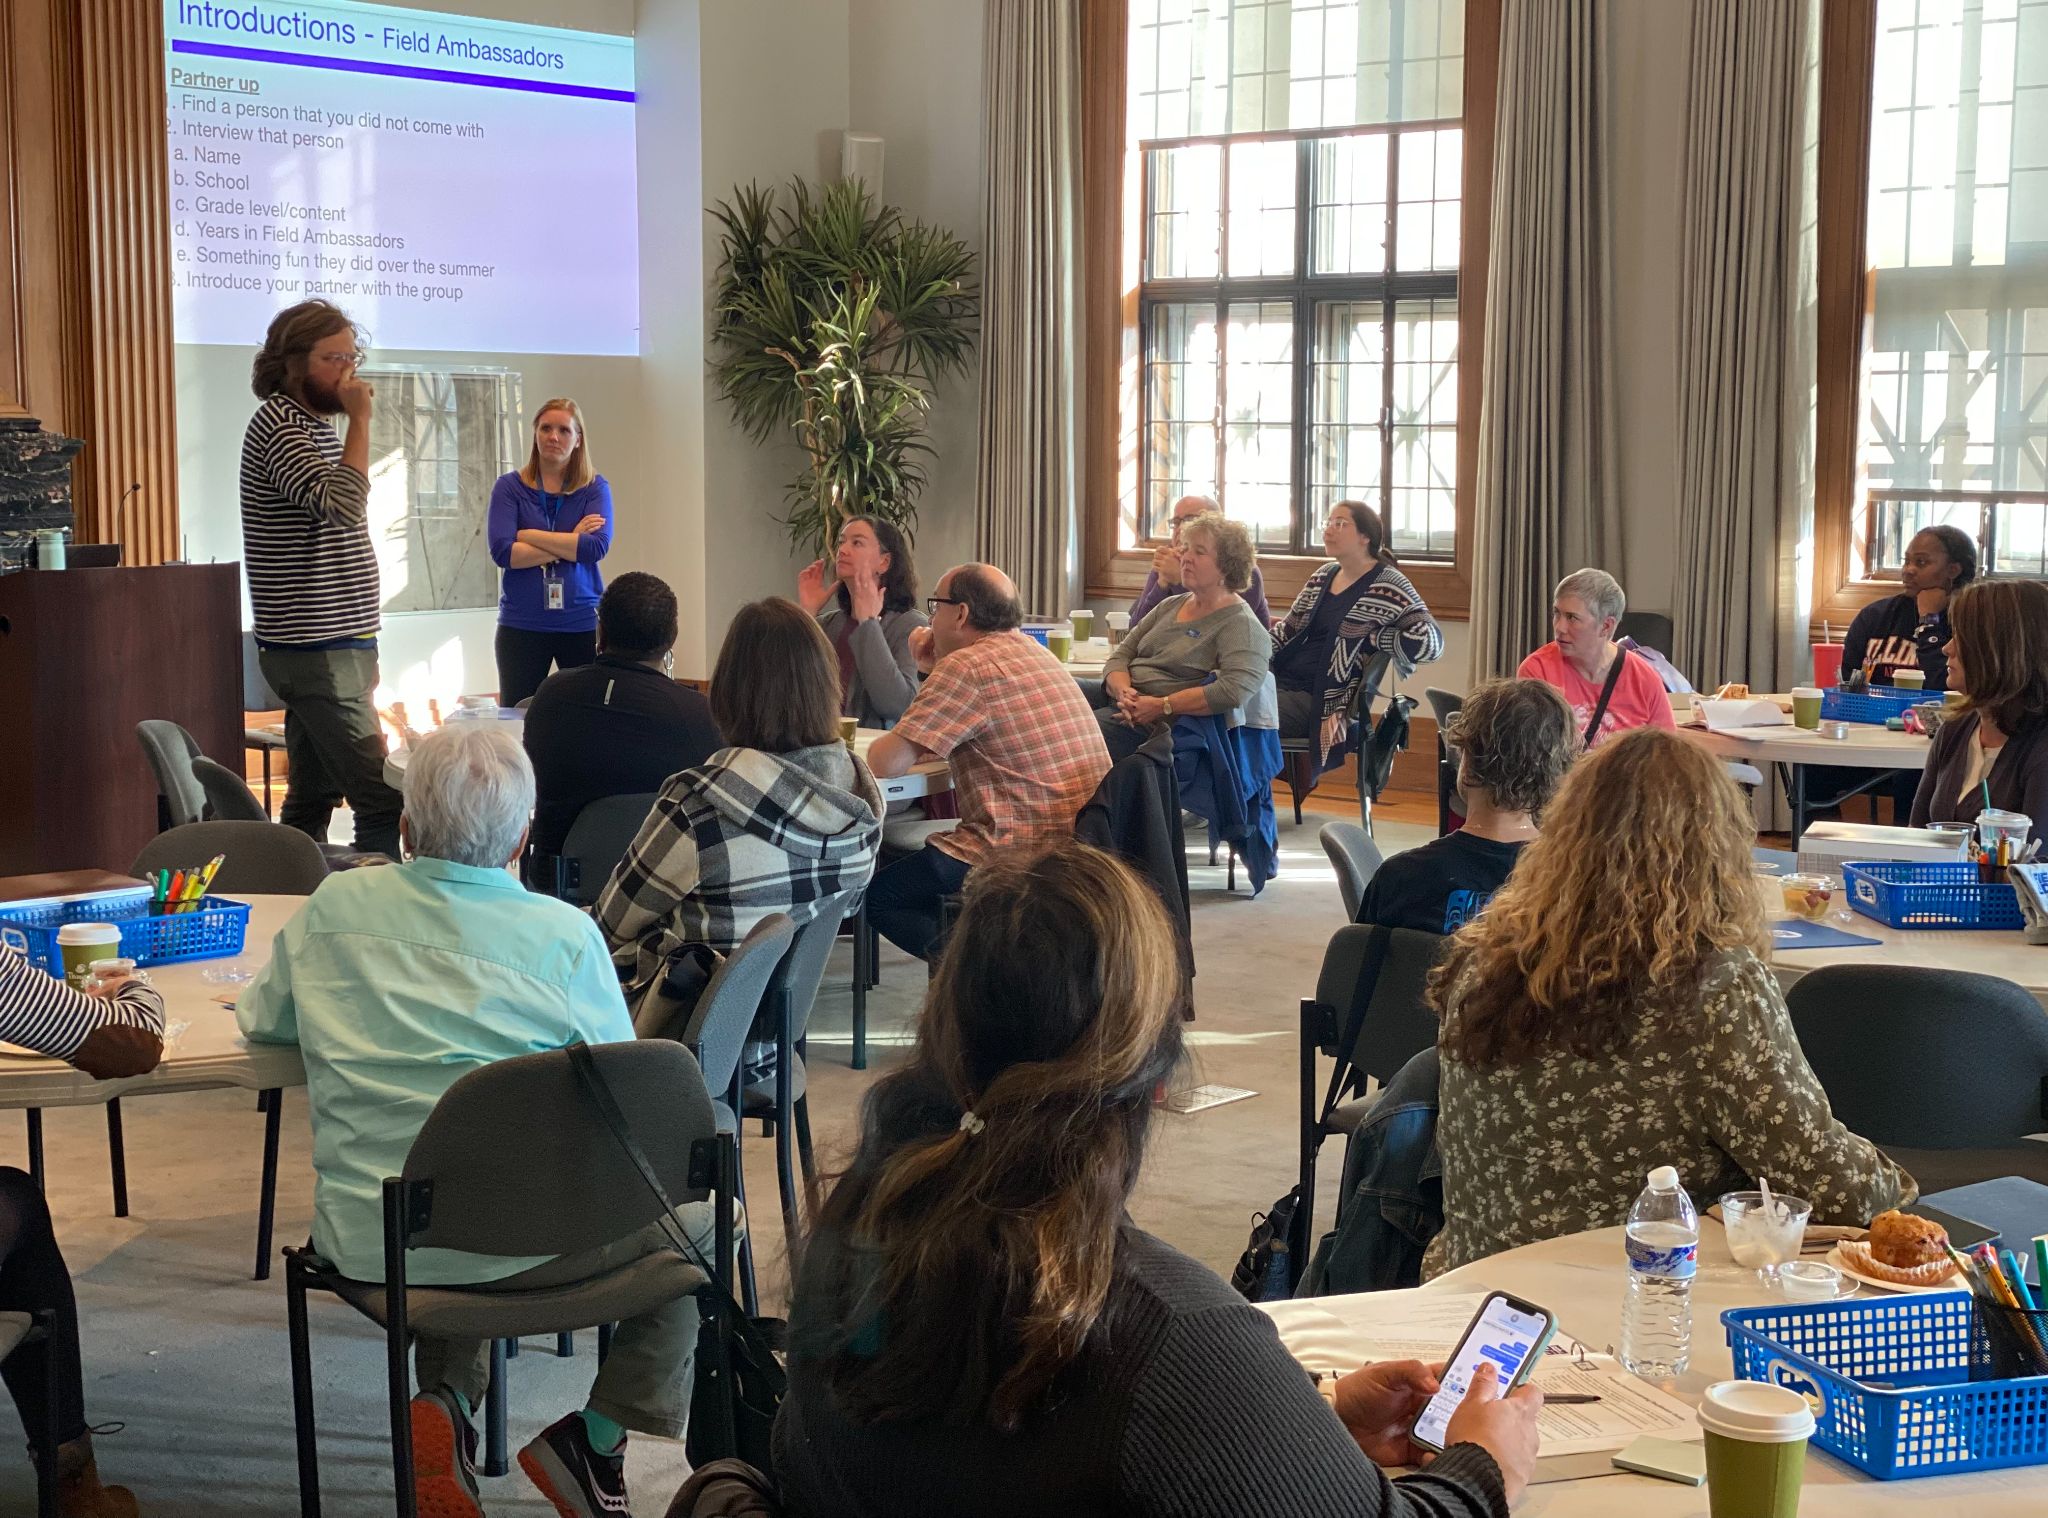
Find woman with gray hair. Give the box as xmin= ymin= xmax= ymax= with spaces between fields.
xmin=1516 ymin=568 xmax=1676 ymax=747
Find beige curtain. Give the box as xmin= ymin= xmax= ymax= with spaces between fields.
xmin=974 ymin=0 xmax=1080 ymax=617
xmin=1671 ymin=0 xmax=1818 ymax=697
xmin=1469 ymin=0 xmax=1618 ymax=679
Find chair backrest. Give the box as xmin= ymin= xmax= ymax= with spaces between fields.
xmin=1319 ymin=822 xmax=1383 ymax=922
xmin=192 ymin=756 xmax=269 ymax=822
xmin=136 ymin=719 xmax=206 ymax=830
xmin=402 ymin=1040 xmax=717 ymax=1257
xmin=670 ymin=915 xmax=799 ymax=1097
xmin=1313 ymin=923 xmax=1447 ymax=1087
xmin=241 ymin=631 xmax=283 ymax=713
xmin=774 ymin=889 xmax=859 ymax=1045
xmin=1423 ymin=689 xmax=1463 ymax=730
xmin=1617 ymin=610 xmax=1675 ymax=658
xmin=133 ymin=819 xmax=330 ymax=895
xmin=555 ymin=792 xmax=659 ymax=906
xmin=1785 ymin=965 xmax=2048 ymax=1148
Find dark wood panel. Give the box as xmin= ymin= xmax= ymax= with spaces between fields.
xmin=0 ymin=565 xmax=241 ymax=873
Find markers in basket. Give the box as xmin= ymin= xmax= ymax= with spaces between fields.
xmin=2035 ymin=1236 xmax=2048 ymax=1297
xmin=2001 ymin=1250 xmax=2038 ymax=1312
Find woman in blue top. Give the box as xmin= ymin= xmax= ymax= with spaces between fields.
xmin=488 ymin=397 xmax=614 ymax=706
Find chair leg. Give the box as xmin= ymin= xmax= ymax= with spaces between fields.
xmin=25 ymin=1110 xmax=42 ymax=1191
xmin=851 ymin=907 xmax=869 ymax=1071
xmin=597 ymin=1321 xmax=615 ymax=1366
xmin=35 ymin=1310 xmax=56 ymax=1518
xmin=286 ymin=1263 xmax=322 ymax=1518
xmin=795 ymin=1095 xmax=817 ymax=1186
xmin=256 ymin=1087 xmax=283 ymax=1282
xmin=774 ymin=1021 xmax=802 ymax=1272
xmin=387 ymin=1318 xmax=416 ymax=1518
xmin=484 ymin=1340 xmax=509 ymax=1477
xmin=733 ymin=1139 xmax=759 ymax=1318
xmin=555 ymin=1331 xmax=574 ymax=1357
xmin=506 ymin=1337 xmax=519 ymax=1358
xmin=1227 ymin=848 xmax=1238 ymax=893
xmin=106 ymin=1100 xmax=129 ymax=1218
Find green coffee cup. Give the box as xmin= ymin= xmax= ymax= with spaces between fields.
xmin=1070 ymin=609 xmax=1094 ymax=642
xmin=838 ymin=716 xmax=859 ymax=751
xmin=56 ymin=923 xmax=123 ymax=991
xmin=1698 ymin=1381 xmax=1814 ymax=1518
xmin=1049 ymin=627 xmax=1073 ymax=662
xmin=1790 ymin=686 xmax=1822 ymax=730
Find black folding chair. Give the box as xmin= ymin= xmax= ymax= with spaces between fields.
xmin=1295 ymin=924 xmax=1447 ymax=1288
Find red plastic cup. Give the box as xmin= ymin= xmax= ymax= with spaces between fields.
xmin=1811 ymin=642 xmax=1844 ymax=689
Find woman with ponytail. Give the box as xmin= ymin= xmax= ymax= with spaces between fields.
xmin=772 ymin=840 xmax=1538 ymax=1516
xmin=1271 ymin=500 xmax=1443 ymax=765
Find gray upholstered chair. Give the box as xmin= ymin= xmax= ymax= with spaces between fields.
xmin=135 ymin=719 xmax=207 ymax=831
xmin=133 ymin=820 xmax=328 ymax=896
xmin=191 ymin=756 xmax=270 ymax=823
xmin=284 ymin=1040 xmax=734 ymax=1515
xmin=1319 ymin=821 xmax=1384 ymax=922
xmin=242 ymin=631 xmax=290 ymax=814
xmin=1424 ymin=689 xmax=1462 ymax=837
xmin=546 ymin=793 xmax=658 ymax=906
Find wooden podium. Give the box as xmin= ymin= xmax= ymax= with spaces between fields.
xmin=0 ymin=564 xmax=241 ymax=874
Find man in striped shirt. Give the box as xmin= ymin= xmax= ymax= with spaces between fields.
xmin=240 ymin=299 xmax=402 ymax=858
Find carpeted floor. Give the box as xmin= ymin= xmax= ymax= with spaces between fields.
xmin=5 ymin=808 xmax=1427 ymax=1513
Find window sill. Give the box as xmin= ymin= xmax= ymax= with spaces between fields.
xmin=1085 ymin=549 xmax=1470 ymax=619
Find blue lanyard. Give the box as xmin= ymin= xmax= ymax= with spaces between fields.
xmin=538 ymin=485 xmax=563 ymax=581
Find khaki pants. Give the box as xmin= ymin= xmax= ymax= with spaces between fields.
xmin=412 ymin=1204 xmax=719 ymax=1440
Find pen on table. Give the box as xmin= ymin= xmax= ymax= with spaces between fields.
xmin=1544 ymin=1394 xmax=1603 ymax=1404
xmin=164 ymin=869 xmax=185 ymax=908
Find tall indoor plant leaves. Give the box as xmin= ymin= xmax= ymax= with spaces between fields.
xmin=710 ymin=177 xmax=978 ymax=560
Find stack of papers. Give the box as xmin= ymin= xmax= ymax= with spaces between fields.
xmin=1263 ymin=1291 xmax=1700 ymax=1461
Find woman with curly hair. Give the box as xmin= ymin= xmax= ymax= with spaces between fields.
xmin=1424 ymin=727 xmax=1913 ymax=1276
xmin=1356 ymin=678 xmax=1578 ymax=931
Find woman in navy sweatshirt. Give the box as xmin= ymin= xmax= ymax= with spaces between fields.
xmin=1842 ymin=524 xmax=1975 ymax=688
xmin=487 ymin=397 xmax=614 ymax=706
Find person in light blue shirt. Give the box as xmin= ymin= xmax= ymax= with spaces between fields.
xmin=240 ymin=720 xmax=710 ymax=1518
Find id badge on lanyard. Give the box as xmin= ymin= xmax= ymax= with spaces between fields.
xmin=542 ymin=488 xmax=566 ymax=611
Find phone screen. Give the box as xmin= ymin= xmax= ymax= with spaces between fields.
xmin=1411 ymin=1293 xmax=1553 ymax=1452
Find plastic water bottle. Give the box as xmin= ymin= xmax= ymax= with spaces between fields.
xmin=1620 ymin=1165 xmax=1698 ymax=1379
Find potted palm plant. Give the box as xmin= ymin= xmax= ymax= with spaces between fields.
xmin=710 ymin=177 xmax=979 ymax=560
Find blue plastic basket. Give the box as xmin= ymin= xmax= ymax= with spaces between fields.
xmin=1842 ymin=860 xmax=2024 ymax=930
xmin=0 ymin=892 xmax=251 ymax=974
xmin=1821 ymin=685 xmax=1944 ymax=724
xmin=1724 ymin=1295 xmax=2048 ymax=1479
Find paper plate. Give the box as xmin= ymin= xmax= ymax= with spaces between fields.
xmin=1826 ymin=1244 xmax=1965 ymax=1295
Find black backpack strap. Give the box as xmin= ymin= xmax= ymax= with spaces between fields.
xmin=1317 ymin=928 xmax=1389 ymax=1124
xmin=1584 ymin=648 xmax=1628 ymax=745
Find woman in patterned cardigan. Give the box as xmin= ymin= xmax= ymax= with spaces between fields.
xmin=1269 ymin=501 xmax=1442 ymax=764
xmin=1423 ymin=726 xmax=1913 ymax=1277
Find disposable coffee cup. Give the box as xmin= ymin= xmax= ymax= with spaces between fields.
xmin=1790 ymin=686 xmax=1823 ymax=730
xmin=1105 ymin=611 xmax=1131 ymax=648
xmin=1069 ymin=608 xmax=1094 ymax=642
xmin=1894 ymin=667 xmax=1926 ymax=690
xmin=837 ymin=716 xmax=858 ymax=751
xmin=56 ymin=923 xmax=124 ymax=990
xmin=1049 ymin=624 xmax=1073 ymax=663
xmin=1945 ymin=689 xmax=1969 ymax=710
xmin=1698 ymin=1380 xmax=1813 ymax=1518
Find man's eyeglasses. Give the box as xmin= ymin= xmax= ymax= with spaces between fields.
xmin=925 ymin=596 xmax=962 ymax=616
xmin=311 ymin=349 xmax=366 ymax=368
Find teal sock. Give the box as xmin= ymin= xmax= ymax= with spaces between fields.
xmin=578 ymin=1408 xmax=626 ymax=1455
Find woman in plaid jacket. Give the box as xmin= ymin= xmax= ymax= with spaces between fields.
xmin=596 ymin=598 xmax=884 ymax=1011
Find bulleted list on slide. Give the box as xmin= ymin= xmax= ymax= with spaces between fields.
xmin=164 ymin=0 xmax=639 ymax=355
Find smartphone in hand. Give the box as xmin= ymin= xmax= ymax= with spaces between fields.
xmin=1409 ymin=1291 xmax=1558 ymax=1455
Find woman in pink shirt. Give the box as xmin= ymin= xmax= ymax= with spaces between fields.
xmin=1517 ymin=569 xmax=1677 ymax=747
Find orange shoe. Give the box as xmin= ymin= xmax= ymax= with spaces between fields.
xmin=409 ymin=1389 xmax=485 ymax=1518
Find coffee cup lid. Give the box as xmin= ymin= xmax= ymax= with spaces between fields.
xmin=1696 ymin=1381 xmax=1815 ymax=1443
xmin=55 ymin=922 xmax=123 ymax=945
xmin=1790 ymin=686 xmax=1821 ymax=699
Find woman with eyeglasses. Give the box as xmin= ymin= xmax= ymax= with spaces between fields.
xmin=487 ymin=397 xmax=614 ymax=707
xmin=796 ymin=516 xmax=928 ymax=728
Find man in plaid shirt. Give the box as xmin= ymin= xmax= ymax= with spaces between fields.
xmin=866 ymin=564 xmax=1110 ymax=958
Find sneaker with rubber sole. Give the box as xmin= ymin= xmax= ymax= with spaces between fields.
xmin=408 ymin=1388 xmax=483 ymax=1518
xmin=518 ymin=1412 xmax=630 ymax=1518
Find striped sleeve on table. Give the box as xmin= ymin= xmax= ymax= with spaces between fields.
xmin=0 ymin=945 xmax=167 ymax=1064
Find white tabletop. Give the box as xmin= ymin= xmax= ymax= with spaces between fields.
xmin=1769 ymin=913 xmax=2048 ymax=1005
xmin=0 ymin=895 xmax=304 ymax=1109
xmin=1270 ymin=1222 xmax=2046 ymax=1513
xmin=1671 ymin=693 xmax=1930 ymax=771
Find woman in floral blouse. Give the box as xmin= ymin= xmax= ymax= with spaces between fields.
xmin=1424 ymin=726 xmax=1913 ymax=1277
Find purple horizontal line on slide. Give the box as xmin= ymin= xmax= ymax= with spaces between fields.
xmin=170 ymin=39 xmax=634 ymax=102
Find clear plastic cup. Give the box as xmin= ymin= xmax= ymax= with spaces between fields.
xmin=1721 ymin=1191 xmax=1811 ymax=1283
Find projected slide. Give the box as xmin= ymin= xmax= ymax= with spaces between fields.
xmin=164 ymin=1 xmax=638 ymax=354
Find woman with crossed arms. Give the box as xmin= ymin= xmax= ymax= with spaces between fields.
xmin=488 ymin=397 xmax=614 ymax=707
